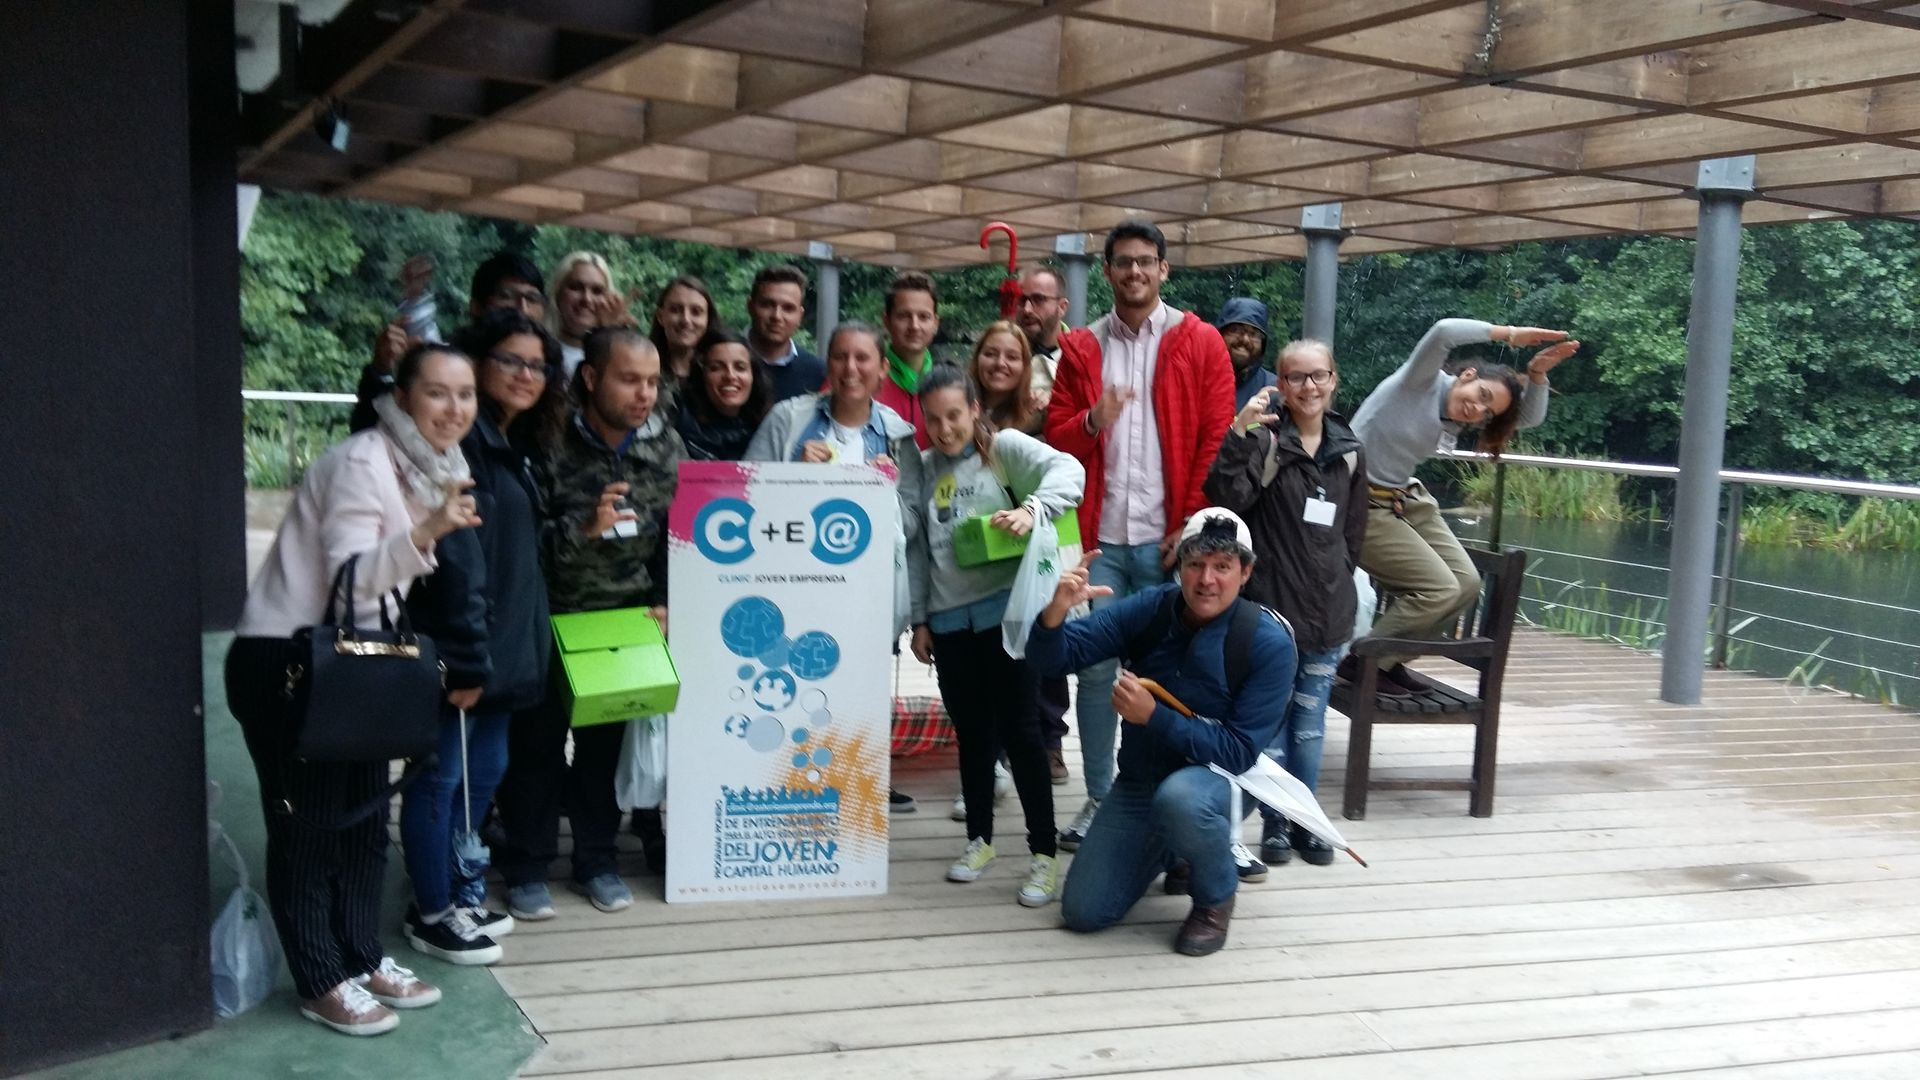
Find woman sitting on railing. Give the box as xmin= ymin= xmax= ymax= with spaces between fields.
xmin=1348 ymin=319 xmax=1579 ymax=694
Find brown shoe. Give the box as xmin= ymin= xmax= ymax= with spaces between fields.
xmin=300 ymin=980 xmax=399 ymax=1036
xmin=1174 ymin=897 xmax=1235 ymax=957
xmin=1162 ymin=859 xmax=1191 ymax=895
xmin=356 ymin=957 xmax=442 ymax=1009
xmin=1048 ymin=748 xmax=1070 ymax=785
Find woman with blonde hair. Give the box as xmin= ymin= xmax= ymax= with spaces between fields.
xmin=967 ymin=319 xmax=1042 ymax=436
xmin=547 ymin=251 xmax=633 ymax=380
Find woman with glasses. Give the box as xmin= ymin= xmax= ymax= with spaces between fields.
xmin=1203 ymin=339 xmax=1366 ymax=871
xmin=1348 ymin=320 xmax=1578 ymax=696
xmin=397 ymin=309 xmax=567 ymax=966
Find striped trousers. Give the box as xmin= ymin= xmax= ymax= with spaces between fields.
xmin=225 ymin=637 xmax=388 ymax=1000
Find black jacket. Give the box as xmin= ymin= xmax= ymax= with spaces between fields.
xmin=675 ymin=403 xmax=757 ymax=462
xmin=1202 ymin=410 xmax=1367 ymax=654
xmin=407 ymin=410 xmax=552 ymax=711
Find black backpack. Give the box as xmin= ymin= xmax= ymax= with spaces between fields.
xmin=1122 ymin=594 xmax=1285 ymax=699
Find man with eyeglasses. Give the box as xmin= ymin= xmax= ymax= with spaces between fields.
xmin=1043 ymin=219 xmax=1236 ymax=851
xmin=352 ymin=252 xmax=549 ymax=431
xmin=1216 ymin=298 xmax=1277 ymax=411
xmin=1014 ymin=266 xmax=1070 ymax=412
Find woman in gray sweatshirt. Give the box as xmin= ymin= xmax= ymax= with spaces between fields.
xmin=1348 ymin=319 xmax=1579 ymax=691
xmin=907 ymin=364 xmax=1085 ymax=909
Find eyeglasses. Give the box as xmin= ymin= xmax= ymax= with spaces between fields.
xmin=1107 ymin=256 xmax=1162 ymax=272
xmin=1017 ymin=294 xmax=1062 ymax=307
xmin=488 ymin=351 xmax=549 ymax=379
xmin=1282 ymin=370 xmax=1335 ymax=387
xmin=490 ymin=286 xmax=546 ymax=310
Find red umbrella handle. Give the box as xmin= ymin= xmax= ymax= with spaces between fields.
xmin=980 ymin=222 xmax=1021 ymax=317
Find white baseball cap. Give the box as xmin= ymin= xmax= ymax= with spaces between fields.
xmin=1178 ymin=507 xmax=1254 ymax=556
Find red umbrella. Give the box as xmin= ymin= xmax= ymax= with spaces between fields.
xmin=979 ymin=221 xmax=1021 ymax=318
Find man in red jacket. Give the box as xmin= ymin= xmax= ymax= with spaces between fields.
xmin=876 ymin=270 xmax=939 ymax=449
xmin=1043 ymin=219 xmax=1236 ymax=849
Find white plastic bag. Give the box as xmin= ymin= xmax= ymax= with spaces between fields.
xmin=616 ymin=715 xmax=668 ymax=811
xmin=209 ymin=822 xmax=280 ymax=1018
xmin=1001 ymin=514 xmax=1062 ymax=659
xmin=1343 ymin=567 xmax=1378 ymax=660
xmin=892 ymin=527 xmax=911 ymax=639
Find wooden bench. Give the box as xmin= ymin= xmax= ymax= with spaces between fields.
xmin=1332 ymin=545 xmax=1528 ymax=820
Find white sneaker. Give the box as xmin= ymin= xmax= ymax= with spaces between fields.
xmin=1057 ymin=797 xmax=1100 ymax=852
xmin=950 ymin=793 xmax=968 ymax=822
xmin=354 ymin=956 xmax=441 ymax=1009
xmin=993 ymin=760 xmax=1014 ymax=800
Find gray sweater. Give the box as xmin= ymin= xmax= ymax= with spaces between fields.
xmin=908 ymin=429 xmax=1085 ymax=624
xmin=1351 ymin=318 xmax=1549 ymax=488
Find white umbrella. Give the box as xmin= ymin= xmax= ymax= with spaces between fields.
xmin=1136 ymin=676 xmax=1368 ymax=867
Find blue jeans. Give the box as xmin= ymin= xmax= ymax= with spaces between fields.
xmin=1075 ymin=542 xmax=1168 ymax=801
xmin=1062 ymin=767 xmax=1250 ymax=926
xmin=1261 ymin=647 xmax=1340 ymax=820
xmin=400 ymin=708 xmax=509 ymax=914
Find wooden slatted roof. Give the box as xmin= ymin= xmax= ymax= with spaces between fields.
xmin=240 ymin=0 xmax=1920 ymax=267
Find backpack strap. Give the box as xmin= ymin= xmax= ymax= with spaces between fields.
xmin=1258 ymin=430 xmax=1283 ymax=488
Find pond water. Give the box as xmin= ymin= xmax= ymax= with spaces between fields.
xmin=1447 ymin=514 xmax=1920 ymax=704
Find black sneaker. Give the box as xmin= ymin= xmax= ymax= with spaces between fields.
xmin=462 ymin=907 xmax=515 ymax=938
xmin=404 ymin=905 xmax=502 ymax=966
xmin=888 ymin=788 xmax=917 ymax=814
xmin=1232 ymin=841 xmax=1269 ymax=883
xmin=1293 ymin=822 xmax=1336 ymax=866
xmin=1260 ymin=815 xmax=1294 ymax=866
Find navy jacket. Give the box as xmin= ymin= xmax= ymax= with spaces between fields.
xmin=406 ymin=410 xmax=552 ymax=710
xmin=1026 ymin=583 xmax=1296 ymax=782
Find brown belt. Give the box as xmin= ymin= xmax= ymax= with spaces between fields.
xmin=1369 ymin=484 xmax=1411 ymax=518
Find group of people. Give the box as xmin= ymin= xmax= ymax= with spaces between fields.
xmin=228 ymin=218 xmax=1578 ymax=1035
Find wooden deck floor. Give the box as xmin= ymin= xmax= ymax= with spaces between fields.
xmin=496 ymin=629 xmax=1920 ymax=1079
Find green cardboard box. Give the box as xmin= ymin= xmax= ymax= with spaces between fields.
xmin=552 ymin=608 xmax=681 ymax=727
xmin=951 ymin=510 xmax=1081 ymax=567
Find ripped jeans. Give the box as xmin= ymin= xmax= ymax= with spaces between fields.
xmin=1262 ymin=646 xmax=1340 ymax=815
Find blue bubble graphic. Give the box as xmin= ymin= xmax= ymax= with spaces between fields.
xmin=791 ymin=728 xmax=809 ymax=744
xmin=787 ymin=630 xmax=841 ymax=680
xmin=751 ymin=669 xmax=797 ymax=712
xmin=812 ymin=747 xmax=834 ymax=766
xmin=736 ymin=663 xmax=755 ymax=680
xmin=791 ymin=752 xmax=810 ymax=768
xmin=746 ymin=716 xmax=784 ymax=752
xmin=758 ymin=638 xmax=792 ymax=669
xmin=720 ymin=596 xmax=785 ymax=658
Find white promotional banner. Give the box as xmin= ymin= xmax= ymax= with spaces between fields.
xmin=664 ymin=461 xmax=896 ymax=902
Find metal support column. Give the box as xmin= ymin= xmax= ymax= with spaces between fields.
xmin=1301 ymin=203 xmax=1345 ymax=344
xmin=1056 ymin=233 xmax=1091 ymax=329
xmin=1661 ymin=157 xmax=1754 ymax=704
xmin=808 ymin=241 xmax=839 ymax=348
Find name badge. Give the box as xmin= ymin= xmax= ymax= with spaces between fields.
xmin=1303 ymin=496 xmax=1336 ymax=527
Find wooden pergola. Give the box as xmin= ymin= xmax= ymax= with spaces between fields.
xmin=242 ymin=0 xmax=1920 ymax=268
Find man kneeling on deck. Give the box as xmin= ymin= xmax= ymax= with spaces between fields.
xmin=1028 ymin=508 xmax=1297 ymax=955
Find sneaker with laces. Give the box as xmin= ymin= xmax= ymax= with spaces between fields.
xmin=404 ymin=906 xmax=503 ymax=966
xmin=1017 ymin=854 xmax=1059 ymax=907
xmin=572 ymin=873 xmax=633 ymax=913
xmin=1056 ymin=797 xmax=1100 ymax=851
xmin=946 ymin=837 xmax=996 ymax=882
xmin=950 ymin=793 xmax=968 ymax=822
xmin=463 ymin=907 xmax=514 ymax=938
xmin=354 ymin=957 xmax=441 ymax=1009
xmin=993 ymin=760 xmax=1014 ymax=800
xmin=506 ymin=882 xmax=556 ymax=921
xmin=300 ymin=979 xmax=399 ymax=1036
xmin=888 ymin=788 xmax=917 ymax=814
xmin=1259 ymin=815 xmax=1294 ymax=866
xmin=1232 ymin=841 xmax=1269 ymax=883
xmin=1293 ymin=822 xmax=1337 ymax=866
xmin=1047 ymin=748 xmax=1069 ymax=785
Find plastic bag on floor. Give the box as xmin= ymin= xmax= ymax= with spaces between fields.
xmin=209 ymin=820 xmax=280 ymax=1018
xmin=616 ymin=715 xmax=668 ymax=811
xmin=1001 ymin=514 xmax=1062 ymax=659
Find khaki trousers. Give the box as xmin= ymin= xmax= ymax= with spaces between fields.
xmin=1357 ymin=481 xmax=1480 ymax=670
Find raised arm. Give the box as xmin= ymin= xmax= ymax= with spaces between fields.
xmin=994 ymin=430 xmax=1085 ymax=522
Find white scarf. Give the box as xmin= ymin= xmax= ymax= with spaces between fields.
xmin=371 ymin=392 xmax=471 ymax=509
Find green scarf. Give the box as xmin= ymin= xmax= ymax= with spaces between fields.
xmin=886 ymin=344 xmax=932 ymax=394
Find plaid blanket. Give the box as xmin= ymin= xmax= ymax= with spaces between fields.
xmin=891 ymin=695 xmax=954 ymax=756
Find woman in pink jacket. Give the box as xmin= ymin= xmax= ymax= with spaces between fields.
xmin=226 ymin=344 xmax=483 ymax=1037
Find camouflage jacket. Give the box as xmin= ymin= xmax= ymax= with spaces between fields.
xmin=534 ymin=409 xmax=684 ymax=614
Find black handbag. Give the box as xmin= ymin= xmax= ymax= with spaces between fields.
xmin=284 ymin=555 xmax=445 ymax=763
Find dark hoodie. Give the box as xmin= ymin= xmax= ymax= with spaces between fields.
xmin=1216 ymin=297 xmax=1276 ymax=410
